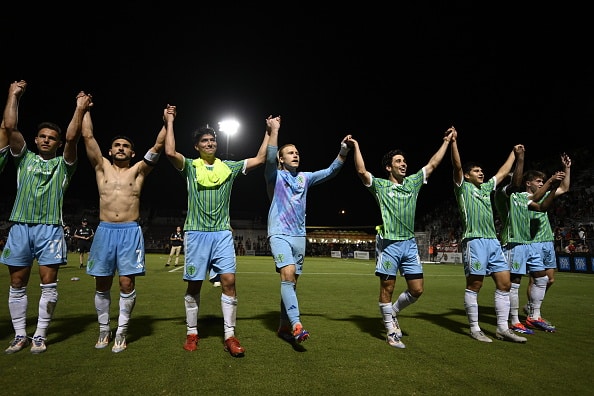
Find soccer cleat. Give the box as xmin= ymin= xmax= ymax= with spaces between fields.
xmin=111 ymin=335 xmax=127 ymax=353
xmin=30 ymin=336 xmax=47 ymax=354
xmin=386 ymin=332 xmax=406 ymax=349
xmin=510 ymin=322 xmax=535 ymax=335
xmin=165 ymin=263 xmax=170 ymax=267
xmin=470 ymin=330 xmax=493 ymax=343
xmin=183 ymin=333 xmax=199 ymax=351
xmin=5 ymin=335 xmax=30 ymax=354
xmin=277 ymin=326 xmax=295 ymax=343
xmin=95 ymin=331 xmax=111 ymax=349
xmin=391 ymin=311 xmax=403 ymax=338
xmin=525 ymin=317 xmax=556 ymax=332
xmin=224 ymin=336 xmax=245 ymax=357
xmin=496 ymin=328 xmax=527 ymax=343
xmin=293 ymin=324 xmax=310 ymax=343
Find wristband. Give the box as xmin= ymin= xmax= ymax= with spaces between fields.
xmin=144 ymin=150 xmax=161 ymax=166
xmin=339 ymin=142 xmax=350 ymax=157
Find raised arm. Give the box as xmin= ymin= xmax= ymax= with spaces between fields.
xmin=245 ymin=115 xmax=279 ymax=173
xmin=137 ymin=104 xmax=175 ymax=174
xmin=3 ymin=80 xmax=27 ymax=155
xmin=424 ymin=126 xmax=455 ymax=178
xmin=529 ymin=171 xmax=565 ymax=212
xmin=347 ymin=136 xmax=371 ymax=186
xmin=450 ymin=130 xmax=463 ymax=186
xmin=81 ymin=105 xmax=105 ymax=170
xmin=494 ymin=144 xmax=523 ymax=187
xmin=164 ymin=105 xmax=184 ymax=170
xmin=530 ymin=171 xmax=565 ymax=206
xmin=63 ymin=91 xmax=93 ymax=164
xmin=556 ymin=152 xmax=571 ymax=196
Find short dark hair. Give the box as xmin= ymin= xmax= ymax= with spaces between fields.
xmin=381 ymin=149 xmax=406 ymax=172
xmin=37 ymin=122 xmax=62 ymax=140
xmin=462 ymin=161 xmax=482 ymax=175
xmin=523 ymin=170 xmax=546 ymax=183
xmin=192 ymin=125 xmax=216 ymax=145
xmin=110 ymin=135 xmax=135 ymax=150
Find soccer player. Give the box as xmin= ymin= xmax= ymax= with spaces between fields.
xmin=1 ymin=80 xmax=91 ymax=354
xmin=164 ymin=113 xmax=272 ymax=357
xmin=523 ymin=153 xmax=571 ymax=330
xmin=451 ymin=132 xmax=527 ymax=343
xmin=265 ymin=115 xmax=350 ymax=344
xmin=81 ymin=100 xmax=172 ymax=353
xmin=346 ymin=127 xmax=455 ymax=349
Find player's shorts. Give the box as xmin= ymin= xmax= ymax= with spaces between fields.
xmin=87 ymin=221 xmax=145 ymax=277
xmin=531 ymin=241 xmax=557 ymax=270
xmin=269 ymin=235 xmax=305 ymax=275
xmin=0 ymin=223 xmax=67 ymax=266
xmin=462 ymin=237 xmax=509 ymax=277
xmin=504 ymin=242 xmax=544 ymax=275
xmin=183 ymin=230 xmax=235 ymax=281
xmin=77 ymin=240 xmax=92 ymax=253
xmin=375 ymin=236 xmax=422 ymax=278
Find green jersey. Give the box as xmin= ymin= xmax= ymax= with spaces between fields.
xmin=454 ymin=177 xmax=497 ymax=240
xmin=499 ymin=191 xmax=533 ymax=245
xmin=530 ymin=191 xmax=554 ymax=242
xmin=368 ymin=168 xmax=425 ymax=241
xmin=180 ymin=157 xmax=245 ymax=232
xmin=9 ymin=149 xmax=76 ymax=225
xmin=0 ymin=146 xmax=8 ymax=174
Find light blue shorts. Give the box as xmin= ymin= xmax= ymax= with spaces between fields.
xmin=269 ymin=235 xmax=305 ymax=275
xmin=462 ymin=238 xmax=509 ymax=277
xmin=87 ymin=221 xmax=145 ymax=277
xmin=0 ymin=223 xmax=67 ymax=266
xmin=183 ymin=230 xmax=235 ymax=281
xmin=504 ymin=243 xmax=544 ymax=275
xmin=375 ymin=236 xmax=422 ymax=278
xmin=531 ymin=241 xmax=557 ymax=270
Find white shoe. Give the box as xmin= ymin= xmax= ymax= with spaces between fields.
xmin=386 ymin=332 xmax=406 ymax=349
xmin=496 ymin=329 xmax=527 ymax=343
xmin=470 ymin=330 xmax=493 ymax=343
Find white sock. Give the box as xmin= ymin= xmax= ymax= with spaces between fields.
xmin=222 ymin=294 xmax=237 ymax=340
xmin=494 ymin=289 xmax=511 ymax=333
xmin=464 ymin=289 xmax=480 ymax=332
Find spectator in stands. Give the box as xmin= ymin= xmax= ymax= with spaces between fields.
xmin=346 ymin=127 xmax=455 ymax=349
xmin=166 ymin=226 xmax=183 ymax=267
xmin=80 ymin=99 xmax=172 ymax=353
xmin=164 ymin=111 xmax=273 ymax=358
xmin=1 ymin=80 xmax=91 ymax=354
xmin=74 ymin=218 xmax=94 ymax=269
xmin=564 ymin=240 xmax=576 ymax=254
xmin=450 ymin=128 xmax=526 ymax=343
xmin=265 ymin=116 xmax=350 ymax=346
xmin=524 ymin=153 xmax=571 ymax=330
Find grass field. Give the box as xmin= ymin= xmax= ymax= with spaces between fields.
xmin=0 ymin=253 xmax=593 ymax=395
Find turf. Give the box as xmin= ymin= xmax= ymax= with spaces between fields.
xmin=0 ymin=254 xmax=592 ymax=395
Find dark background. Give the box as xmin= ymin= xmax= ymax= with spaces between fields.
xmin=1 ymin=5 xmax=592 ymax=226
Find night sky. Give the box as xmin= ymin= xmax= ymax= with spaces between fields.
xmin=1 ymin=6 xmax=592 ymax=227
